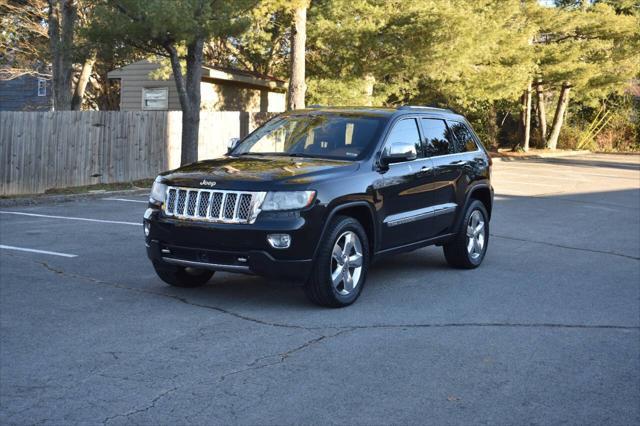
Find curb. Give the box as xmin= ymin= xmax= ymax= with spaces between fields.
xmin=0 ymin=188 xmax=149 ymax=208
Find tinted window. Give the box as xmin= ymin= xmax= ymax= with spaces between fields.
xmin=234 ymin=114 xmax=386 ymax=160
xmin=421 ymin=118 xmax=452 ymax=156
xmin=386 ymin=119 xmax=422 ymax=157
xmin=448 ymin=121 xmax=478 ymax=153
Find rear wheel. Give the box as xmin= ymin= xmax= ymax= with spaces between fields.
xmin=443 ymin=200 xmax=489 ymax=269
xmin=153 ymin=260 xmax=214 ymax=288
xmin=305 ymin=216 xmax=369 ymax=307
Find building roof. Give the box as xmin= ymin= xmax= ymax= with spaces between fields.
xmin=201 ymin=65 xmax=286 ymax=92
xmin=107 ymin=60 xmax=287 ymax=92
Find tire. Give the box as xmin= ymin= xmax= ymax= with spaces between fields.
xmin=305 ymin=215 xmax=370 ymax=307
xmin=443 ymin=200 xmax=489 ymax=269
xmin=152 ymin=260 xmax=214 ymax=288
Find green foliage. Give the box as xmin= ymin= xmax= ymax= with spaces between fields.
xmin=302 ymin=0 xmax=638 ymax=149
xmin=0 ymin=0 xmax=50 ymax=78
xmin=534 ymin=1 xmax=639 ymax=104
xmin=87 ymin=0 xmax=254 ymax=59
xmin=22 ymin=0 xmax=635 ymax=150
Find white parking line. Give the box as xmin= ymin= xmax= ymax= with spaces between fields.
xmin=0 ymin=211 xmax=139 ymax=226
xmin=102 ymin=197 xmax=148 ymax=204
xmin=0 ymin=245 xmax=78 ymax=258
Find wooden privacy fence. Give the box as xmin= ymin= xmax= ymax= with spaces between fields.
xmin=0 ymin=111 xmax=276 ymax=196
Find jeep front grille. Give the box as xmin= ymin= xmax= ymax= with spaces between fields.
xmin=164 ymin=187 xmax=266 ymax=224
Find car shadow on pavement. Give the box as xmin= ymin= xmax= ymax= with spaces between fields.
xmin=153 ymin=245 xmax=455 ymax=310
xmin=523 ymin=156 xmax=640 ymax=171
xmin=150 ymin=186 xmax=639 ymax=310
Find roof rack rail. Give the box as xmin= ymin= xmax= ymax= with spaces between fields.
xmin=397 ymin=105 xmax=455 ymax=113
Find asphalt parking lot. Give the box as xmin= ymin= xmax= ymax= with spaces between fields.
xmin=1 ymin=153 xmax=639 ymax=425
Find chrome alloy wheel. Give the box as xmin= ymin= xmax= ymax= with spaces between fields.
xmin=466 ymin=210 xmax=486 ymax=260
xmin=330 ymin=231 xmax=364 ymax=295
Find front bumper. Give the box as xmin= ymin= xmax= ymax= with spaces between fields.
xmin=144 ymin=208 xmax=319 ymax=281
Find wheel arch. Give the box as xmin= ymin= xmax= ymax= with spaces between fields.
xmin=468 ymin=184 xmax=493 ymax=219
xmin=452 ymin=183 xmax=493 ymax=235
xmin=312 ymin=201 xmax=378 ymax=261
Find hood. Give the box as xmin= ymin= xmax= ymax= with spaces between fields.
xmin=159 ymin=155 xmax=359 ymax=189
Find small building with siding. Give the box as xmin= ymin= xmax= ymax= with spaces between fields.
xmin=107 ymin=60 xmax=287 ymax=113
xmin=0 ymin=75 xmax=52 ymax=111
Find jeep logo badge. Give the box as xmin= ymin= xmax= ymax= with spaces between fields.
xmin=199 ymin=179 xmax=216 ymax=187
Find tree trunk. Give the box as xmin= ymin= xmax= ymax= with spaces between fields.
xmin=487 ymin=103 xmax=499 ymax=150
xmin=71 ymin=53 xmax=96 ymax=110
xmin=546 ymin=83 xmax=571 ymax=150
xmin=523 ymin=81 xmax=532 ymax=152
xmin=48 ymin=0 xmax=76 ymax=111
xmin=363 ymin=74 xmax=375 ymax=106
xmin=535 ymin=80 xmax=547 ymax=147
xmin=165 ymin=37 xmax=204 ymax=166
xmin=287 ymin=5 xmax=307 ymax=110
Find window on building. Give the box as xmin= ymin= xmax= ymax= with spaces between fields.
xmin=37 ymin=78 xmax=47 ymax=97
xmin=142 ymin=87 xmax=168 ymax=110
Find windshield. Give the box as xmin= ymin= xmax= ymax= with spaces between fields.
xmin=232 ymin=113 xmax=387 ymax=160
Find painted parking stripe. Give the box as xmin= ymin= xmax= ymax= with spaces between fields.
xmin=0 ymin=245 xmax=78 ymax=258
xmin=102 ymin=197 xmax=148 ymax=204
xmin=0 ymin=211 xmax=139 ymax=226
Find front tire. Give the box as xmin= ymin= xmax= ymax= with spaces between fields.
xmin=443 ymin=200 xmax=489 ymax=269
xmin=305 ymin=216 xmax=369 ymax=307
xmin=153 ymin=260 xmax=214 ymax=288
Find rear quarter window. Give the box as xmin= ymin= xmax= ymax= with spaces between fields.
xmin=447 ymin=121 xmax=479 ymax=153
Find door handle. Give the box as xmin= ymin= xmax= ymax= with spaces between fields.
xmin=451 ymin=160 xmax=468 ymax=165
xmin=419 ymin=166 xmax=433 ymax=174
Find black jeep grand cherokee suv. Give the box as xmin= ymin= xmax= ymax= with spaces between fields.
xmin=144 ymin=106 xmax=493 ymax=307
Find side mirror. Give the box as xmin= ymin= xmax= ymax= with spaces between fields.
xmin=381 ymin=141 xmax=418 ymax=165
xmin=227 ymin=137 xmax=240 ymax=154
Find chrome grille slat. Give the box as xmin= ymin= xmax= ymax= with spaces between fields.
xmin=176 ymin=190 xmax=187 ymax=215
xmin=237 ymin=194 xmax=252 ymax=220
xmin=164 ymin=186 xmax=263 ymax=224
xmin=210 ymin=192 xmax=223 ymax=218
xmin=198 ymin=191 xmax=210 ymax=217
xmin=186 ymin=190 xmax=197 ymax=216
xmin=224 ymin=193 xmax=237 ymax=219
xmin=219 ymin=193 xmax=227 ymax=219
xmin=167 ymin=189 xmax=177 ymax=213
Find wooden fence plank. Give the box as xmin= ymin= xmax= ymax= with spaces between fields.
xmin=0 ymin=110 xmax=274 ymax=195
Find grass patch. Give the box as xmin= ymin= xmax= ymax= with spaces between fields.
xmin=0 ymin=179 xmax=153 ymax=199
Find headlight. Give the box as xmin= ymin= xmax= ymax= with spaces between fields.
xmin=149 ymin=176 xmax=167 ymax=204
xmin=261 ymin=191 xmax=316 ymax=211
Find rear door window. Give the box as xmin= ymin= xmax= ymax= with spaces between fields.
xmin=420 ymin=118 xmax=453 ymax=156
xmin=447 ymin=121 xmax=479 ymax=153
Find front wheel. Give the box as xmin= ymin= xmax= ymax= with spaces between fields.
xmin=305 ymin=216 xmax=369 ymax=307
xmin=443 ymin=200 xmax=489 ymax=269
xmin=153 ymin=260 xmax=214 ymax=288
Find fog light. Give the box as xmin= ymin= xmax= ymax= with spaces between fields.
xmin=143 ymin=222 xmax=150 ymax=237
xmin=267 ymin=234 xmax=291 ymax=249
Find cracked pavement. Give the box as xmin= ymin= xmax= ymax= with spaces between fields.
xmin=1 ymin=153 xmax=639 ymax=425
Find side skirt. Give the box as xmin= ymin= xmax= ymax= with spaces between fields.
xmin=373 ymin=232 xmax=455 ymax=261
